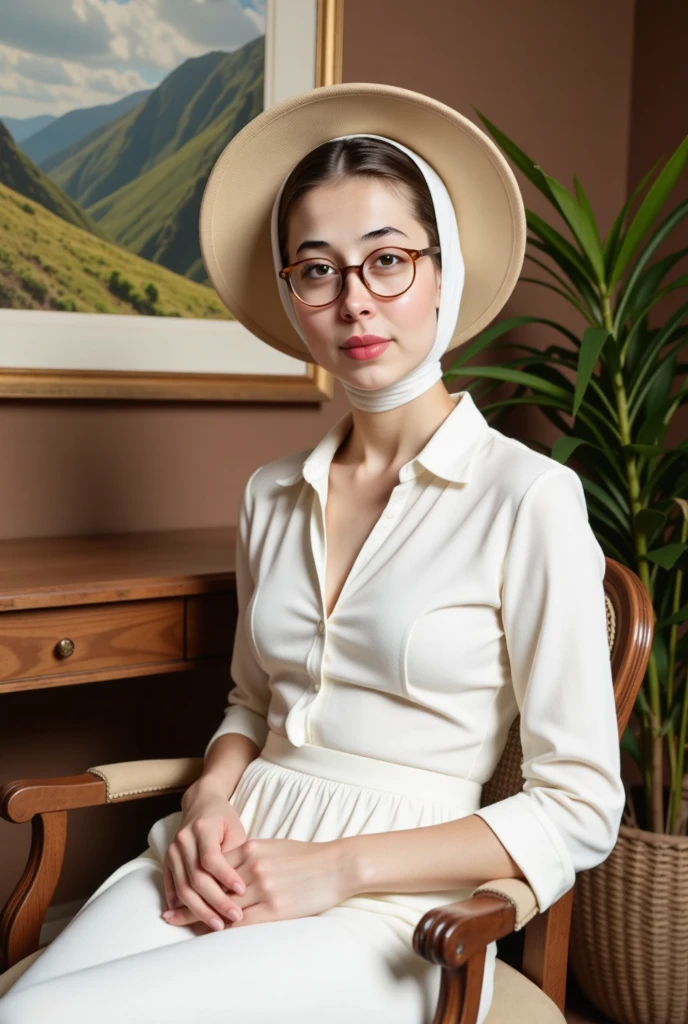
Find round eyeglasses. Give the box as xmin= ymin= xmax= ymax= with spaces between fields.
xmin=278 ymin=245 xmax=441 ymax=306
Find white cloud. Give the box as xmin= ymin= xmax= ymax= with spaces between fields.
xmin=0 ymin=0 xmax=264 ymax=117
xmin=158 ymin=0 xmax=265 ymax=49
xmin=0 ymin=0 xmax=113 ymax=63
xmin=0 ymin=43 xmax=149 ymax=117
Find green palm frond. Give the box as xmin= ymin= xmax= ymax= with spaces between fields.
xmin=448 ymin=120 xmax=688 ymax=836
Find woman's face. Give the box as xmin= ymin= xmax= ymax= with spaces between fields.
xmin=284 ymin=177 xmax=441 ymax=389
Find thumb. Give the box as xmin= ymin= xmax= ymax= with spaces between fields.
xmin=219 ymin=818 xmax=245 ymax=855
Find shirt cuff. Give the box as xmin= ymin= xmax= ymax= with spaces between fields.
xmin=472 ymin=792 xmax=577 ymax=912
xmin=204 ymin=706 xmax=270 ymax=758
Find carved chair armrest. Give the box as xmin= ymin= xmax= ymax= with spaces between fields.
xmin=413 ymin=877 xmax=572 ymax=1024
xmin=1 ymin=757 xmax=204 ymax=821
xmin=0 ymin=757 xmax=203 ymax=968
xmin=414 ymin=877 xmax=537 ymax=966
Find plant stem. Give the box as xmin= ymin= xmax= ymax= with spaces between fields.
xmin=665 ymin=549 xmax=682 ymax=831
xmin=602 ymin=291 xmax=663 ymax=832
xmin=668 ymin=512 xmax=688 ymax=833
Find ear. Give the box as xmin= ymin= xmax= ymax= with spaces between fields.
xmin=434 ymin=263 xmax=442 ymax=308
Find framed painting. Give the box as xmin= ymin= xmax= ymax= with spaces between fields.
xmin=0 ymin=0 xmax=343 ymax=401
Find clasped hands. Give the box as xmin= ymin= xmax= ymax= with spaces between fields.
xmin=162 ymin=783 xmax=356 ymax=933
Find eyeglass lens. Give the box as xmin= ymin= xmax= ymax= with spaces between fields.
xmin=290 ymin=247 xmax=415 ymax=305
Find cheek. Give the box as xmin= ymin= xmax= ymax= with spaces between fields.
xmin=388 ymin=273 xmax=438 ymax=325
xmin=293 ymin=303 xmax=327 ymax=340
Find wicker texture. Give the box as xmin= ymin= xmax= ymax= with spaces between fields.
xmin=569 ymin=825 xmax=688 ymax=1024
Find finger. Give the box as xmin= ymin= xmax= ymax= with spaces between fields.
xmin=167 ymin=841 xmax=243 ymax=928
xmin=162 ymin=858 xmax=183 ymax=911
xmin=195 ymin=829 xmax=246 ymax=896
xmin=162 ymin=905 xmax=201 ymax=926
xmin=229 ymin=901 xmax=271 ymax=929
xmin=176 ymin=828 xmax=246 ymax=912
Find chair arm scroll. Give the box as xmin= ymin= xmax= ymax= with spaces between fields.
xmin=1 ymin=757 xmax=204 ymax=822
xmin=413 ymin=877 xmax=538 ymax=969
xmin=0 ymin=755 xmax=204 ymax=968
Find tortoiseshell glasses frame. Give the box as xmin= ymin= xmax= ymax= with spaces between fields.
xmin=278 ymin=245 xmax=441 ymax=306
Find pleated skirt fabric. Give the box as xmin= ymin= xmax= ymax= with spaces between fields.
xmin=212 ymin=730 xmax=491 ymax=931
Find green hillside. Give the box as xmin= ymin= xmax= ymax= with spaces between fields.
xmin=0 ymin=120 xmax=106 ymax=239
xmin=89 ymin=74 xmax=263 ymax=280
xmin=25 ymin=89 xmax=152 ymax=167
xmin=49 ymin=39 xmax=264 ymax=210
xmin=0 ymin=180 xmax=230 ymax=318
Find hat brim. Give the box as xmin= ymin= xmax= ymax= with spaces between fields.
xmin=199 ymin=82 xmax=526 ymax=363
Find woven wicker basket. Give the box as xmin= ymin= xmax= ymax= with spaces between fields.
xmin=569 ymin=823 xmax=688 ymax=1024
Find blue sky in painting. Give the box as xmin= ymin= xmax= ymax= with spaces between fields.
xmin=0 ymin=0 xmax=265 ymax=119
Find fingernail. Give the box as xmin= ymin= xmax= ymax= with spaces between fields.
xmin=162 ymin=911 xmax=173 ymax=920
xmin=228 ymin=908 xmax=242 ymax=922
xmin=232 ymin=883 xmax=245 ymax=895
xmin=209 ymin=917 xmax=225 ymax=931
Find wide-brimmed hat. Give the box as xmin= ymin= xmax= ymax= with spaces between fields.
xmin=199 ymin=82 xmax=526 ymax=363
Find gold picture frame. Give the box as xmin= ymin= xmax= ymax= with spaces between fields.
xmin=0 ymin=0 xmax=343 ymax=402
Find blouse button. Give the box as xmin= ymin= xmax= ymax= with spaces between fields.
xmin=317 ymin=620 xmax=325 ymax=635
xmin=385 ymin=511 xmax=395 ymax=520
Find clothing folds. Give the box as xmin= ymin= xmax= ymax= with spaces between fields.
xmin=204 ymin=389 xmax=626 ymax=916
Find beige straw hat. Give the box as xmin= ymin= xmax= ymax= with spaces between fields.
xmin=199 ymin=82 xmax=526 ymax=363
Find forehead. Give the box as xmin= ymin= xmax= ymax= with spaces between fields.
xmin=288 ymin=176 xmax=416 ymax=229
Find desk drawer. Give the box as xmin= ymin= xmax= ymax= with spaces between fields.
xmin=0 ymin=598 xmax=184 ymax=685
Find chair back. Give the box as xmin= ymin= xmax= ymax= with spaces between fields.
xmin=480 ymin=557 xmax=654 ymax=809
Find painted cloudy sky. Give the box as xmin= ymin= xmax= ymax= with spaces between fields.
xmin=0 ymin=0 xmax=265 ymax=119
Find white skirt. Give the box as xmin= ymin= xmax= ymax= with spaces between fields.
xmin=145 ymin=729 xmax=497 ymax=1002
xmin=216 ymin=731 xmax=490 ymax=926
xmin=0 ymin=731 xmax=497 ymax=1024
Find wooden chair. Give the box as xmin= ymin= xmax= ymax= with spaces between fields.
xmin=0 ymin=557 xmax=654 ymax=1022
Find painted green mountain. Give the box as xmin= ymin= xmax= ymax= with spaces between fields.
xmin=0 ymin=180 xmax=230 ymax=318
xmin=46 ymin=38 xmax=264 ymax=281
xmin=0 ymin=120 xmax=106 ymax=238
xmin=49 ymin=39 xmax=264 ymax=208
xmin=23 ymin=90 xmax=152 ymax=167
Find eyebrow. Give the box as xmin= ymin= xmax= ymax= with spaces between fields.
xmin=295 ymin=226 xmax=410 ymax=257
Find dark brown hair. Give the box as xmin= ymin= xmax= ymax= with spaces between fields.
xmin=276 ymin=137 xmax=441 ymax=272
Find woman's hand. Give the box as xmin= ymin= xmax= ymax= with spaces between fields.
xmin=163 ymin=838 xmax=354 ymax=930
xmin=162 ymin=778 xmax=249 ymax=932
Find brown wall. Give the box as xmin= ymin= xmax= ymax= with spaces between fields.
xmin=2 ymin=0 xmax=685 ymax=913
xmin=0 ymin=0 xmax=638 ymax=541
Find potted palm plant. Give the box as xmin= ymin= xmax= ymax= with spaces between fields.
xmin=443 ymin=118 xmax=688 ymax=1024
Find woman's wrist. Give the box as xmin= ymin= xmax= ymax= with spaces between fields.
xmin=182 ymin=773 xmax=232 ymax=810
xmin=328 ymin=836 xmax=371 ymax=900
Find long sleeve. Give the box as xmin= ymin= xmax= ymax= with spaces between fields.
xmin=473 ymin=466 xmax=626 ymax=913
xmin=204 ymin=466 xmax=271 ymax=757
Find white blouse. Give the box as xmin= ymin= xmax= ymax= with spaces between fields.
xmin=204 ymin=389 xmax=626 ymax=913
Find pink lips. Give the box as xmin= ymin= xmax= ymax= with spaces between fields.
xmin=340 ymin=334 xmax=392 ymax=361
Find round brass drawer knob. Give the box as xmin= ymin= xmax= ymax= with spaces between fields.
xmin=55 ymin=638 xmax=75 ymax=658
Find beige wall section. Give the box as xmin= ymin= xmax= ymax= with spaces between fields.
xmin=0 ymin=0 xmax=636 ymax=540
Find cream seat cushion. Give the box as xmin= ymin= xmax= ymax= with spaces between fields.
xmin=0 ymin=948 xmax=44 ymax=997
xmin=485 ymin=958 xmax=566 ymax=1022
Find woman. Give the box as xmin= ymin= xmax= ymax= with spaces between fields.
xmin=0 ymin=83 xmax=625 ymax=1024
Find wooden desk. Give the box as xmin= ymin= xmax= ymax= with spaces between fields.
xmin=0 ymin=528 xmax=237 ymax=694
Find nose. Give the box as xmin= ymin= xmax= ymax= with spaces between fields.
xmin=337 ymin=267 xmax=375 ymax=320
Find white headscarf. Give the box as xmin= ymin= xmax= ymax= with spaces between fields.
xmin=270 ymin=134 xmax=465 ymax=412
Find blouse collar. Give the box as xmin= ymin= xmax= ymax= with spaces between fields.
xmin=275 ymin=390 xmax=490 ymax=488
